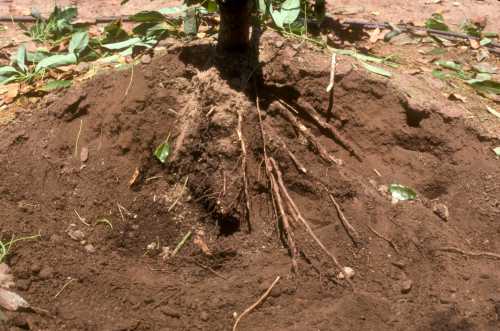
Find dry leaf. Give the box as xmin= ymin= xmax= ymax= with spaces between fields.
xmin=129 ymin=167 xmax=140 ymax=187
xmin=194 ymin=230 xmax=211 ymax=256
xmin=470 ymin=39 xmax=480 ymax=49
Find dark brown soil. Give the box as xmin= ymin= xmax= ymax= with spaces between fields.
xmin=1 ymin=32 xmax=500 ymax=331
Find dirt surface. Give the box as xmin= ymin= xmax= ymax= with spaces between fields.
xmin=1 ymin=30 xmax=500 ymax=331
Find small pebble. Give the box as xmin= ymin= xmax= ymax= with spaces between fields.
xmin=84 ymin=244 xmax=96 ymax=254
xmin=160 ymin=306 xmax=181 ymax=318
xmin=38 ymin=266 xmax=54 ymax=280
xmin=338 ymin=267 xmax=355 ymax=280
xmin=200 ymin=311 xmax=209 ymax=321
xmin=433 ymin=203 xmax=449 ymax=222
xmin=141 ymin=54 xmax=152 ymax=64
xmin=401 ymin=279 xmax=413 ymax=294
xmin=68 ymin=229 xmax=85 ymax=241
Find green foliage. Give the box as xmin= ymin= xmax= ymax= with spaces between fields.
xmin=425 ymin=13 xmax=449 ymax=31
xmin=154 ymin=140 xmax=171 ymax=164
xmin=389 ymin=184 xmax=417 ymax=201
xmin=0 ymin=234 xmax=41 ymax=264
xmin=40 ymin=80 xmax=72 ymax=91
xmin=19 ymin=6 xmax=79 ymax=43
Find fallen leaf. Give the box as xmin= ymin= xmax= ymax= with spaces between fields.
xmin=194 ymin=230 xmax=212 ymax=256
xmin=129 ymin=167 xmax=140 ymax=187
xmin=493 ymin=147 xmax=500 ymax=156
xmin=389 ymin=184 xmax=417 ymax=202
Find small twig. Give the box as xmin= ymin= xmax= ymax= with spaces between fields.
xmin=54 ymin=278 xmax=76 ymax=299
xmin=232 ymin=276 xmax=281 ymax=331
xmin=193 ymin=260 xmax=227 ymax=280
xmin=74 ymin=119 xmax=83 ymax=158
xmin=435 ymin=246 xmax=500 ymax=260
xmin=124 ymin=64 xmax=135 ymax=97
xmin=117 ymin=203 xmax=125 ymax=222
xmin=326 ymin=53 xmax=337 ymax=118
xmin=367 ymin=224 xmax=400 ymax=254
xmin=168 ymin=176 xmax=189 ymax=212
xmin=145 ymin=175 xmax=163 ymax=183
xmin=324 ymin=189 xmax=361 ymax=246
xmin=171 ymin=231 xmax=193 ymax=257
xmin=278 ymin=103 xmax=342 ymax=165
xmin=236 ymin=110 xmax=252 ymax=233
xmin=74 ymin=209 xmax=90 ymax=227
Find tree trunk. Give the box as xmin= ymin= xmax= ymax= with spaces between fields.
xmin=217 ymin=0 xmax=252 ymax=52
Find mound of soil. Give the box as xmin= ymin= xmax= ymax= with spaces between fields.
xmin=1 ymin=32 xmax=499 ymax=331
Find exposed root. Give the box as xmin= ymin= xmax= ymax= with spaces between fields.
xmin=277 ymin=102 xmax=343 ymax=165
xmin=257 ymin=94 xmax=298 ymax=272
xmin=323 ymin=187 xmax=361 ymax=246
xmin=285 ymin=99 xmax=362 ymax=161
xmin=436 ymin=246 xmax=500 ymax=260
xmin=326 ymin=53 xmax=336 ymax=117
xmin=276 ymin=135 xmax=307 ymax=174
xmin=269 ymin=157 xmax=352 ymax=287
xmin=237 ymin=110 xmax=252 ymax=233
xmin=232 ymin=276 xmax=280 ymax=331
xmin=367 ymin=224 xmax=400 ymax=254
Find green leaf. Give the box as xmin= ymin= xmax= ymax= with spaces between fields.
xmin=129 ymin=11 xmax=165 ymax=23
xmin=281 ymin=0 xmax=301 ymax=25
xmin=102 ymin=37 xmax=142 ymax=50
xmin=183 ymin=7 xmax=198 ymax=35
xmin=159 ymin=5 xmax=188 ymax=15
xmin=362 ymin=62 xmax=392 ymax=77
xmin=389 ymin=184 xmax=417 ymax=201
xmin=154 ymin=141 xmax=171 ymax=163
xmin=270 ymin=8 xmax=285 ymax=28
xmin=39 ymin=79 xmax=72 ymax=91
xmin=425 ymin=13 xmax=449 ymax=31
xmin=102 ymin=20 xmax=129 ymax=43
xmin=0 ymin=75 xmax=19 ymax=85
xmin=16 ymin=45 xmax=27 ymax=72
xmin=483 ymin=32 xmax=498 ymax=38
xmin=35 ymin=53 xmax=77 ymax=72
xmin=460 ymin=20 xmax=482 ymax=37
xmin=69 ymin=31 xmax=89 ymax=55
xmin=480 ymin=38 xmax=492 ymax=46
xmin=493 ymin=147 xmax=500 ymax=156
xmin=432 ymin=69 xmax=448 ymax=80
xmin=467 ymin=78 xmax=500 ymax=95
xmin=0 ymin=66 xmax=20 ymax=77
xmin=26 ymin=49 xmax=51 ymax=63
xmin=257 ymin=0 xmax=267 ymax=14
xmin=206 ymin=1 xmax=218 ymax=13
xmin=435 ymin=60 xmax=461 ymax=71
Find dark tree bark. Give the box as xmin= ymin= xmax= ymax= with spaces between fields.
xmin=217 ymin=0 xmax=253 ymax=52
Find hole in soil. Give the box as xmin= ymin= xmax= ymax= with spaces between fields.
xmin=217 ymin=214 xmax=240 ymax=236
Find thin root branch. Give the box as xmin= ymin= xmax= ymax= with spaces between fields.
xmin=436 ymin=246 xmax=500 ymax=260
xmin=168 ymin=176 xmax=189 ymax=212
xmin=323 ymin=188 xmax=361 ymax=246
xmin=236 ymin=110 xmax=252 ymax=233
xmin=270 ymin=158 xmax=352 ymax=286
xmin=54 ymin=278 xmax=76 ymax=299
xmin=367 ymin=224 xmax=400 ymax=254
xmin=74 ymin=119 xmax=83 ymax=158
xmin=278 ymin=103 xmax=342 ymax=165
xmin=124 ymin=64 xmax=134 ymax=96
xmin=232 ymin=276 xmax=280 ymax=331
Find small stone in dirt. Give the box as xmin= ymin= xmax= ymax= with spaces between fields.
xmin=0 ymin=288 xmax=30 ymax=311
xmin=275 ymin=40 xmax=284 ymax=48
xmin=80 ymin=147 xmax=89 ymax=162
xmin=160 ymin=306 xmax=181 ymax=318
xmin=338 ymin=267 xmax=355 ymax=280
xmin=432 ymin=203 xmax=449 ymax=222
xmin=68 ymin=229 xmax=86 ymax=241
xmin=200 ymin=311 xmax=209 ymax=321
xmin=38 ymin=266 xmax=54 ymax=280
xmin=49 ymin=234 xmax=63 ymax=243
xmin=84 ymin=244 xmax=96 ymax=254
xmin=401 ymin=279 xmax=413 ymax=294
xmin=30 ymin=263 xmax=41 ymax=274
xmin=0 ymin=263 xmax=15 ymax=289
xmin=141 ymin=54 xmax=152 ymax=64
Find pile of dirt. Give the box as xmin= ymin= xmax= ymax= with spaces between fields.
xmin=1 ymin=32 xmax=499 ymax=331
